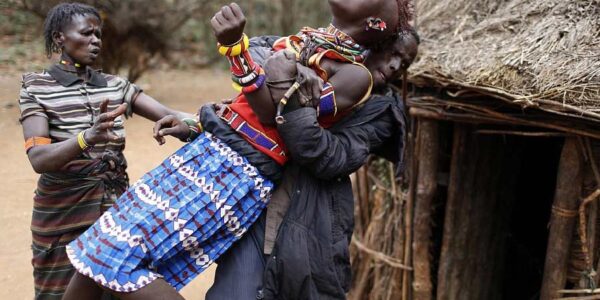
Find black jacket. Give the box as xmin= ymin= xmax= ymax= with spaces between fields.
xmin=262 ymin=93 xmax=405 ymax=299
xmin=244 ymin=36 xmax=405 ymax=299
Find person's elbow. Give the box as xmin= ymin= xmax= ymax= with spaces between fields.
xmin=29 ymin=160 xmax=47 ymax=174
xmin=27 ymin=150 xmax=53 ymax=174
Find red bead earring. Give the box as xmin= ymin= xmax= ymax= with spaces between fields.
xmin=366 ymin=17 xmax=387 ymax=32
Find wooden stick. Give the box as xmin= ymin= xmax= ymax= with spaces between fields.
xmin=388 ymin=161 xmax=406 ymax=299
xmin=437 ymin=125 xmax=468 ymax=300
xmin=351 ymin=237 xmax=413 ymax=270
xmin=402 ymin=118 xmax=420 ymax=300
xmin=556 ymin=295 xmax=600 ymax=300
xmin=409 ymin=104 xmax=600 ymax=140
xmin=540 ymin=138 xmax=584 ymax=300
xmin=409 ymin=95 xmax=600 ymax=134
xmin=412 ymin=96 xmax=600 ymax=138
xmin=475 ymin=129 xmax=570 ymax=137
xmin=412 ymin=119 xmax=439 ymax=300
xmin=357 ymin=166 xmax=371 ymax=237
xmin=577 ymin=189 xmax=600 ymax=280
xmin=558 ymin=288 xmax=600 ymax=294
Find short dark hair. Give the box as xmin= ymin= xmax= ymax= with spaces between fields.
xmin=370 ymin=26 xmax=420 ymax=52
xmin=405 ymin=27 xmax=420 ymax=45
xmin=43 ymin=2 xmax=102 ymax=57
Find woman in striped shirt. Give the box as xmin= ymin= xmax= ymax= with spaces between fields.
xmin=18 ymin=3 xmax=193 ymax=299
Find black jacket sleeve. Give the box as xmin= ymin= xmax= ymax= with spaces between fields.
xmin=277 ymin=103 xmax=398 ymax=180
xmin=248 ymin=35 xmax=280 ymax=66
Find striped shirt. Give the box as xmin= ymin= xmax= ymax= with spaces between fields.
xmin=19 ymin=63 xmax=141 ymax=160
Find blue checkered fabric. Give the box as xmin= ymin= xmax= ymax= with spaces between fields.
xmin=66 ymin=132 xmax=273 ymax=292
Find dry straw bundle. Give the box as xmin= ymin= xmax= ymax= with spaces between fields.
xmin=410 ymin=0 xmax=600 ymax=117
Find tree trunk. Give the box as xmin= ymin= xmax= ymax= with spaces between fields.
xmin=412 ymin=119 xmax=439 ymax=300
xmin=540 ymin=138 xmax=583 ymax=299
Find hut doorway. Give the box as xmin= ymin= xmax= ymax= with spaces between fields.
xmin=503 ymin=135 xmax=563 ymax=299
xmin=431 ymin=123 xmax=564 ymax=299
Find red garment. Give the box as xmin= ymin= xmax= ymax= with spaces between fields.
xmin=226 ymin=94 xmax=289 ymax=165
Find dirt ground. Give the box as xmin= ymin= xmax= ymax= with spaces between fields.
xmin=0 ymin=67 xmax=238 ymax=299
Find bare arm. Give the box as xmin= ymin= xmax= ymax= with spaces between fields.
xmin=132 ymin=92 xmax=192 ymax=122
xmin=319 ymin=60 xmax=372 ymax=112
xmin=23 ymin=100 xmax=126 ymax=173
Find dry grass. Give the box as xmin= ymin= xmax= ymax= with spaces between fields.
xmin=410 ymin=0 xmax=600 ymax=116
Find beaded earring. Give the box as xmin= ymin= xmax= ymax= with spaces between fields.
xmin=366 ymin=17 xmax=387 ymax=32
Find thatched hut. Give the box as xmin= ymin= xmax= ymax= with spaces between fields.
xmin=350 ymin=0 xmax=599 ymax=299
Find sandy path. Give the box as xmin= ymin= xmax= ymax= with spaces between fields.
xmin=0 ymin=68 xmax=237 ymax=299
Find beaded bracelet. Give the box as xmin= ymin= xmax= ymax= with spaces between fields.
xmin=241 ymin=68 xmax=266 ymax=94
xmin=228 ymin=52 xmax=256 ymax=78
xmin=217 ymin=34 xmax=250 ymax=57
xmin=231 ymin=68 xmax=259 ymax=85
xmin=181 ymin=117 xmax=203 ymax=142
xmin=77 ymin=130 xmax=92 ymax=151
xmin=231 ymin=65 xmax=263 ymax=91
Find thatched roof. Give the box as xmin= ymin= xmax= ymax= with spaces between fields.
xmin=410 ymin=0 xmax=600 ymax=120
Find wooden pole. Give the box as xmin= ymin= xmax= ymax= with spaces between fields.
xmin=412 ymin=119 xmax=439 ymax=300
xmin=403 ymin=117 xmax=420 ymax=300
xmin=437 ymin=125 xmax=469 ymax=300
xmin=540 ymin=138 xmax=584 ymax=300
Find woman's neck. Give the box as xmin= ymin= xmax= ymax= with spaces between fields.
xmin=60 ymin=55 xmax=87 ymax=79
xmin=330 ymin=19 xmax=371 ymax=47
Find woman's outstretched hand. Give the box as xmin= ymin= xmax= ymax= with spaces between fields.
xmin=211 ymin=3 xmax=246 ymax=46
xmin=153 ymin=115 xmax=189 ymax=145
xmin=85 ymin=99 xmax=127 ymax=145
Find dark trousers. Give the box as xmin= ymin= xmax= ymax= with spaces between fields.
xmin=205 ymin=212 xmax=269 ymax=300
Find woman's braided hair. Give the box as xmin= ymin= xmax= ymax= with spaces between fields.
xmin=396 ymin=0 xmax=415 ymax=35
xmin=43 ymin=2 xmax=101 ymax=58
xmin=369 ymin=25 xmax=420 ymax=54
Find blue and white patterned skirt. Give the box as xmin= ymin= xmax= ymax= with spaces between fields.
xmin=66 ymin=132 xmax=273 ymax=292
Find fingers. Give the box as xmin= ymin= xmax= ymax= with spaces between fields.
xmin=230 ymin=3 xmax=244 ymax=18
xmin=312 ymin=78 xmax=324 ymax=104
xmin=106 ymin=103 xmax=127 ymax=119
xmin=214 ymin=11 xmax=226 ymax=25
xmin=96 ymin=103 xmax=127 ymax=123
xmin=226 ymin=3 xmax=245 ymax=25
xmin=221 ymin=5 xmax=234 ymax=20
xmin=97 ymin=121 xmax=115 ymax=130
xmin=153 ymin=130 xmax=166 ymax=145
xmin=157 ymin=127 xmax=179 ymax=138
xmin=99 ymin=99 xmax=109 ymax=114
xmin=293 ymin=64 xmax=323 ymax=107
xmin=107 ymin=132 xmax=125 ymax=143
xmin=210 ymin=16 xmax=222 ymax=32
xmin=152 ymin=119 xmax=167 ymax=145
xmin=153 ymin=116 xmax=175 ymax=138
